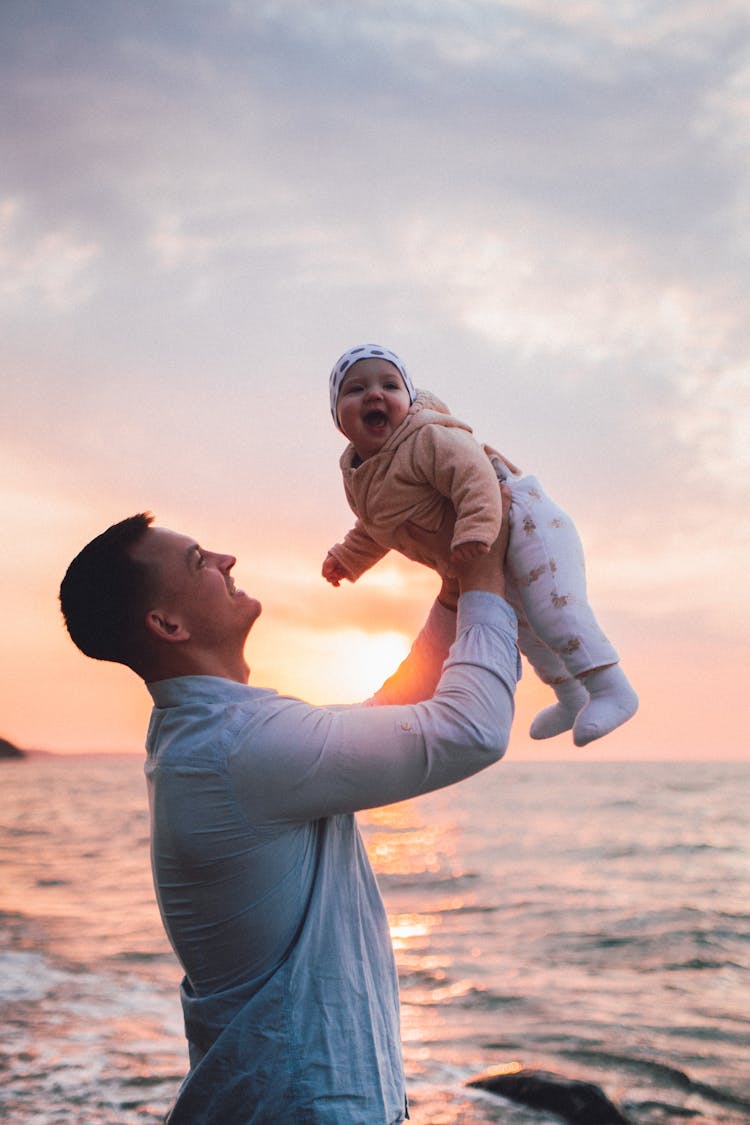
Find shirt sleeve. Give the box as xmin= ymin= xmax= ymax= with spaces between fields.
xmin=228 ymin=592 xmax=520 ymax=824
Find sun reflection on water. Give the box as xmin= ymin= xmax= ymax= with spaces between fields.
xmin=356 ymin=793 xmax=537 ymax=1123
xmin=388 ymin=913 xmax=435 ymax=949
xmin=360 ymin=799 xmax=460 ymax=874
xmin=358 ymin=795 xmax=501 ymax=1117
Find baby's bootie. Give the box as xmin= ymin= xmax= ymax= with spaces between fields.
xmin=572 ymin=664 xmax=639 ymax=747
xmin=530 ymin=678 xmax=589 ymax=740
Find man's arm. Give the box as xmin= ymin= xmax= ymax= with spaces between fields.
xmin=368 ymin=471 xmax=508 ymax=708
xmin=228 ymin=493 xmax=517 ymax=822
xmin=229 ymin=592 xmax=517 ymax=822
xmin=368 ymin=465 xmax=509 ymax=705
xmin=366 ymin=577 xmax=459 ymax=706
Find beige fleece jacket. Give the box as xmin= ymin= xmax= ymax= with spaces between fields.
xmin=329 ymin=392 xmax=514 ymax=581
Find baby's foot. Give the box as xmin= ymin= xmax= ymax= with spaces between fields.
xmin=529 ymin=679 xmax=589 ymax=740
xmin=573 ymin=665 xmax=639 ymax=747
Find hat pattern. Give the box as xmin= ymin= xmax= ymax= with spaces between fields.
xmin=329 ymin=345 xmax=416 ymax=429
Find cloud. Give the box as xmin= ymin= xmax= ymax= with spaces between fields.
xmin=2 ymin=0 xmax=745 ymax=528
xmin=0 ymin=197 xmax=100 ymax=309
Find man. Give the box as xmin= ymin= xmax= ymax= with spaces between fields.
xmin=59 ymin=502 xmax=519 ymax=1124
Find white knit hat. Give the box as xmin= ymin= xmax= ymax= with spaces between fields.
xmin=329 ymin=344 xmax=416 ymax=429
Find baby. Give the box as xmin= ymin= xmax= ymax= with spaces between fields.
xmin=322 ymin=344 xmax=638 ymax=747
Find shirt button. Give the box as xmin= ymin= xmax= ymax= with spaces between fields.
xmin=400 ymin=721 xmax=411 ymax=731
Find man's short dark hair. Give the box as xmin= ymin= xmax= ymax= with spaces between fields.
xmin=59 ymin=513 xmax=156 ymax=668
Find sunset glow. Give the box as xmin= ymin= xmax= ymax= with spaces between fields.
xmin=257 ymin=624 xmax=412 ymax=706
xmin=1 ymin=3 xmax=747 ymax=760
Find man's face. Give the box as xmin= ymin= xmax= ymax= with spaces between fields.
xmin=131 ymin=527 xmax=261 ymax=647
xmin=336 ymin=358 xmax=411 ymax=460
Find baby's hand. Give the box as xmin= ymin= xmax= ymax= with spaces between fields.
xmin=322 ymin=553 xmax=352 ymax=587
xmin=450 ymin=541 xmax=491 ymax=564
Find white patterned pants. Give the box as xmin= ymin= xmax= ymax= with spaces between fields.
xmin=501 ymin=474 xmax=619 ymax=685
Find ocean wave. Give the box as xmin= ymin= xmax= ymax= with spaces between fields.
xmin=0 ymin=950 xmax=69 ymax=1002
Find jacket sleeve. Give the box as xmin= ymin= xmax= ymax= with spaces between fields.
xmin=413 ymin=425 xmax=503 ymax=551
xmin=327 ymin=519 xmax=390 ymax=581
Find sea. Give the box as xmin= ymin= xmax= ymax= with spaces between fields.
xmin=1 ymin=754 xmax=748 ymax=1125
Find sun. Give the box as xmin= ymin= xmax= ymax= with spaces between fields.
xmin=344 ymin=630 xmax=412 ymax=700
xmin=307 ymin=628 xmax=412 ymax=704
xmin=255 ymin=625 xmax=412 ymax=705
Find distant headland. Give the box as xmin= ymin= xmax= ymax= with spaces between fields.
xmin=0 ymin=736 xmax=25 ymax=759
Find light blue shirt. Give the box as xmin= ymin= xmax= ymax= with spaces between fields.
xmin=145 ymin=592 xmax=519 ymax=1124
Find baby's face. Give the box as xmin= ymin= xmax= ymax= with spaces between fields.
xmin=337 ymin=358 xmax=411 ymax=460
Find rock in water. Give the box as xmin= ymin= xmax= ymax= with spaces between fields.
xmin=468 ymin=1067 xmax=631 ymax=1124
xmin=0 ymin=736 xmax=24 ymax=759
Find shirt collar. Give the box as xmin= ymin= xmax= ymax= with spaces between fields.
xmin=147 ymin=675 xmax=264 ymax=709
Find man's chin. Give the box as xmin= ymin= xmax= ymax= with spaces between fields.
xmin=245 ymin=598 xmax=262 ymax=626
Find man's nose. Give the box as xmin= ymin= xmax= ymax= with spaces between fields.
xmin=217 ymin=553 xmax=236 ymax=572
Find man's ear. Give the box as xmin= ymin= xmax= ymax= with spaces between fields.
xmin=145 ymin=610 xmax=191 ymax=644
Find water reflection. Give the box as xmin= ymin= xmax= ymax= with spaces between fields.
xmin=360 ymin=798 xmax=506 ymax=1121
xmin=362 ymin=798 xmax=458 ymax=877
xmin=359 ymin=797 xmax=539 ymax=1123
xmin=389 ymin=913 xmax=436 ymax=950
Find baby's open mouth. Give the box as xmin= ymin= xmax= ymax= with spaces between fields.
xmin=364 ymin=410 xmax=388 ymax=427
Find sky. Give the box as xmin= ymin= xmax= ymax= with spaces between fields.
xmin=1 ymin=0 xmax=748 ymax=760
